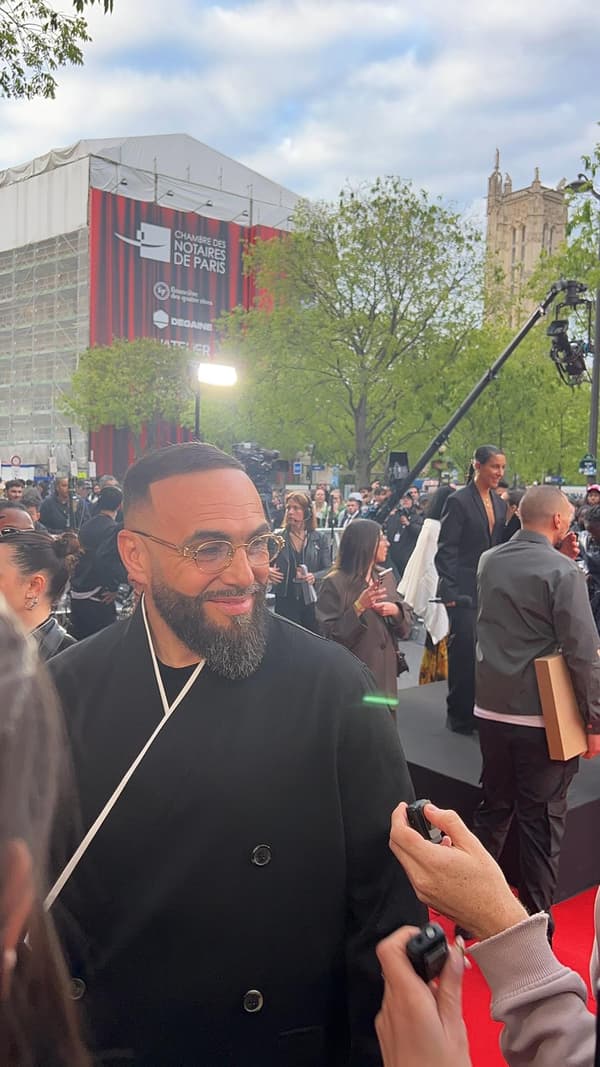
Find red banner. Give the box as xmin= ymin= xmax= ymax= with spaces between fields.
xmin=89 ymin=189 xmax=249 ymax=352
xmin=87 ymin=190 xmax=280 ymax=474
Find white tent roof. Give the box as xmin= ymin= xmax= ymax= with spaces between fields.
xmin=0 ymin=133 xmax=299 ymax=251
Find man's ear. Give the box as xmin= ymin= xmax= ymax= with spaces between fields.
xmin=1 ymin=840 xmax=33 ymax=1000
xmin=118 ymin=529 xmax=150 ymax=588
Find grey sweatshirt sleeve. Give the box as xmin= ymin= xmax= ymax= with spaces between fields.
xmin=469 ymin=913 xmax=595 ymax=1067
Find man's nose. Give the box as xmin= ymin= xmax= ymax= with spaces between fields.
xmin=222 ymin=544 xmax=256 ymax=585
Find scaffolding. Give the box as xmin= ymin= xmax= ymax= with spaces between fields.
xmin=0 ymin=227 xmax=89 ymax=468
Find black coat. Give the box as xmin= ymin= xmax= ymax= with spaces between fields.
xmin=435 ymin=482 xmax=507 ymax=605
xmin=48 ymin=607 xmax=425 ymax=1066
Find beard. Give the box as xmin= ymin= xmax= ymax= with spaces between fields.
xmin=149 ymin=578 xmax=269 ymax=680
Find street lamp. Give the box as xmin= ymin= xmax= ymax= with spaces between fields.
xmin=566 ymin=173 xmax=600 ymax=476
xmin=194 ymin=362 xmax=238 ymax=440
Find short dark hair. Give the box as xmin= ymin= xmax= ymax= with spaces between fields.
xmin=5 ymin=479 xmax=25 ymax=490
xmin=98 ymin=486 xmax=123 ymax=512
xmin=123 ymin=442 xmax=243 ymax=517
xmin=587 ymin=505 xmax=600 ymax=527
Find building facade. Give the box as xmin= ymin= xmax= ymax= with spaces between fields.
xmin=486 ymin=150 xmax=567 ymax=319
xmin=0 ymin=135 xmax=297 ymax=476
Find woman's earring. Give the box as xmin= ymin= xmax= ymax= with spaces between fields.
xmin=25 ymin=594 xmax=39 ymax=611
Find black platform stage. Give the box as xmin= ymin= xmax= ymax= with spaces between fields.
xmin=397 ymin=681 xmax=600 ymax=902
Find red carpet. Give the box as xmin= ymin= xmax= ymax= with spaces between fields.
xmin=433 ymin=887 xmax=598 ymax=1065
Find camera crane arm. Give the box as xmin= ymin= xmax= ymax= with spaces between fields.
xmin=380 ymin=279 xmax=584 ymax=519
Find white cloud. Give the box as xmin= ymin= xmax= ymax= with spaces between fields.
xmin=0 ymin=0 xmax=598 ymax=210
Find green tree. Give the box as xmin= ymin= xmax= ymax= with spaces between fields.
xmin=1 ymin=0 xmax=113 ymax=99
xmin=219 ymin=178 xmax=483 ymax=484
xmin=61 ymin=338 xmax=194 ymax=456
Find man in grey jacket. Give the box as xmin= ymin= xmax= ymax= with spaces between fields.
xmin=472 ymin=485 xmax=600 ymax=934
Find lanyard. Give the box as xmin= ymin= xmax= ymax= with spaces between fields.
xmin=45 ymin=596 xmax=204 ymax=911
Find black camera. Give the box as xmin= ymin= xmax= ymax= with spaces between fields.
xmin=406 ymin=922 xmax=449 ymax=983
xmin=406 ymin=799 xmax=443 ymax=844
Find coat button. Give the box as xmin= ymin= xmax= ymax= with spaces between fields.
xmin=69 ymin=977 xmax=86 ymax=1000
xmin=251 ymin=844 xmax=272 ymax=867
xmin=242 ymin=989 xmax=264 ymax=1013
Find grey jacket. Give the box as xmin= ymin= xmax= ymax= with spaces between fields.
xmin=476 ymin=529 xmax=600 ymax=730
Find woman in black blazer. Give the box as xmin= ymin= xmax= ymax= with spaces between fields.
xmin=435 ymin=445 xmax=508 ymax=734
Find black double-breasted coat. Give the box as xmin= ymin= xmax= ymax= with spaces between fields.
xmin=49 ymin=606 xmax=424 ymax=1066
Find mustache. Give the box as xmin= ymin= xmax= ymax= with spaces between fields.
xmin=199 ymin=582 xmax=264 ymax=602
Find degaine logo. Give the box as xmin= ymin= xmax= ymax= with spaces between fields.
xmin=115 ymin=223 xmax=172 ymax=263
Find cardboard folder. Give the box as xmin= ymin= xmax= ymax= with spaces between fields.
xmin=534 ymin=653 xmax=588 ymax=761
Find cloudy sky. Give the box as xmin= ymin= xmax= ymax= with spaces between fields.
xmin=1 ymin=0 xmax=599 ymax=212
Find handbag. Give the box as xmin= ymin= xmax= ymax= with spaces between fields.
xmin=395 ymin=648 xmax=410 ymax=676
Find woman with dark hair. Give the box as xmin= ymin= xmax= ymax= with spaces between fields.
xmin=269 ymin=490 xmax=332 ymax=631
xmin=398 ymin=485 xmax=456 ymax=684
xmin=0 ymin=604 xmax=91 ymax=1066
xmin=316 ymin=519 xmax=412 ymax=712
xmin=0 ymin=531 xmax=78 ymax=660
xmin=435 ymin=445 xmax=508 ymax=734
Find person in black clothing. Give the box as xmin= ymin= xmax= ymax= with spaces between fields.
xmin=269 ymin=490 xmax=332 ymax=631
xmin=386 ymin=495 xmax=423 ymax=580
xmin=578 ymin=504 xmax=600 ymax=634
xmin=69 ymin=487 xmax=123 ymax=639
xmin=39 ymin=477 xmax=84 ymax=534
xmin=0 ymin=530 xmax=77 ymax=660
xmin=435 ymin=445 xmax=508 ymax=734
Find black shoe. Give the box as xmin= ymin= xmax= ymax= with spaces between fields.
xmin=446 ymin=719 xmax=476 ymax=736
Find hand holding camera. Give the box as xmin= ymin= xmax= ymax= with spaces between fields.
xmin=375 ymin=923 xmax=470 ymax=1067
xmin=389 ymin=802 xmax=527 ymax=941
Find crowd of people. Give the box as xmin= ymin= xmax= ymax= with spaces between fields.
xmin=0 ymin=443 xmax=600 ymax=1065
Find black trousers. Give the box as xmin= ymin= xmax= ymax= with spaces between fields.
xmin=446 ymin=606 xmax=476 ymax=731
xmin=473 ymin=718 xmax=578 ymax=923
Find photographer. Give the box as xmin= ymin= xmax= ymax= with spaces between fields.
xmin=376 ymin=801 xmax=596 ymax=1067
xmin=386 ymin=494 xmax=423 ymax=580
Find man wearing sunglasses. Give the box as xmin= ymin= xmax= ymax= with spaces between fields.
xmin=49 ymin=441 xmax=424 ymax=1067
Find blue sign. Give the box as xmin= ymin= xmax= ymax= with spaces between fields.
xmin=292 ymin=461 xmax=302 ymax=476
xmin=311 ymin=464 xmax=325 ymax=471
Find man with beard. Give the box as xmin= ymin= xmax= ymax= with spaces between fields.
xmin=48 ymin=442 xmax=424 ymax=1067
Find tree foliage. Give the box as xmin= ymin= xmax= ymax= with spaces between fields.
xmin=218 ymin=178 xmax=483 ymax=483
xmin=61 ymin=338 xmax=194 ymax=455
xmin=0 ymin=0 xmax=113 ymax=99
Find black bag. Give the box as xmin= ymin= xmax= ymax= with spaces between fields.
xmin=395 ymin=649 xmax=410 ymax=676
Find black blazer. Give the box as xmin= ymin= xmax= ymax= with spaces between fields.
xmin=435 ymin=481 xmax=507 ymax=605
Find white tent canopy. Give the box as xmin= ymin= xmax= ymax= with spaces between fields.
xmin=0 ymin=133 xmax=299 ymax=252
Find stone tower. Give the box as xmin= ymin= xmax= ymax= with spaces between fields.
xmin=486 ymin=149 xmax=567 ymax=318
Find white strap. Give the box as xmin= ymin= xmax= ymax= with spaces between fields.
xmin=45 ymin=597 xmax=204 ymax=911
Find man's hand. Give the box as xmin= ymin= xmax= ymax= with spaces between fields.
xmin=557 ymin=531 xmax=579 ymax=559
xmin=584 ymin=733 xmax=600 ymax=760
xmin=100 ymin=591 xmax=119 ymax=604
xmin=375 ymin=926 xmax=471 ymax=1067
xmin=389 ymin=803 xmax=528 ymax=940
